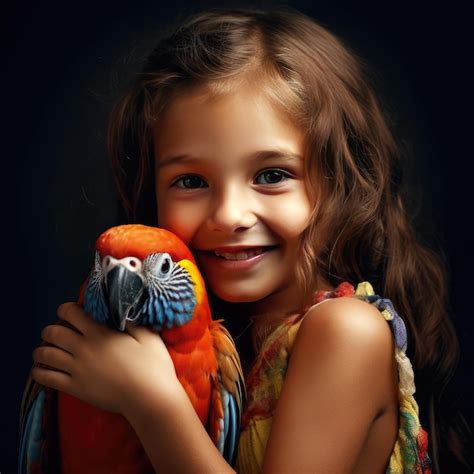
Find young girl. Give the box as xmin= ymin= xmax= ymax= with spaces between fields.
xmin=30 ymin=6 xmax=469 ymax=473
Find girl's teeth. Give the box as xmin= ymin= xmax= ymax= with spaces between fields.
xmin=214 ymin=248 xmax=264 ymax=260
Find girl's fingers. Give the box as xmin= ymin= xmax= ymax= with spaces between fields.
xmin=33 ymin=345 xmax=75 ymax=374
xmin=41 ymin=323 xmax=82 ymax=355
xmin=57 ymin=302 xmax=96 ymax=335
xmin=31 ymin=365 xmax=73 ymax=393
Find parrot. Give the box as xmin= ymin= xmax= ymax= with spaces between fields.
xmin=19 ymin=224 xmax=246 ymax=473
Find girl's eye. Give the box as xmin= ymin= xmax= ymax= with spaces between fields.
xmin=254 ymin=169 xmax=291 ymax=185
xmin=172 ymin=175 xmax=208 ymax=189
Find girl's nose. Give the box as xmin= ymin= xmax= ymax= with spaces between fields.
xmin=205 ymin=186 xmax=258 ymax=233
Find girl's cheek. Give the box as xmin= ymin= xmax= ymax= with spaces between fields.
xmin=157 ymin=201 xmax=202 ymax=245
xmin=264 ymin=193 xmax=313 ymax=239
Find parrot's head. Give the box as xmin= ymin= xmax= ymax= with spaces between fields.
xmin=80 ymin=224 xmax=204 ymax=332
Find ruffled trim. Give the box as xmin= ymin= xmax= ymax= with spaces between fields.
xmin=313 ymin=281 xmax=355 ymax=303
xmin=353 ymin=282 xmax=432 ymax=473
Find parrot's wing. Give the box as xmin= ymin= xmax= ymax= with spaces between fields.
xmin=19 ymin=373 xmax=59 ymax=474
xmin=19 ymin=336 xmax=63 ymax=474
xmin=208 ymin=320 xmax=247 ymax=466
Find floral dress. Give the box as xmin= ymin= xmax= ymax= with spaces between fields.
xmin=235 ymin=281 xmax=431 ymax=473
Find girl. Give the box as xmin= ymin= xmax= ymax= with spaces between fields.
xmin=30 ymin=6 xmax=469 ymax=473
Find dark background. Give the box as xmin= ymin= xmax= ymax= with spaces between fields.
xmin=3 ymin=1 xmax=472 ymax=472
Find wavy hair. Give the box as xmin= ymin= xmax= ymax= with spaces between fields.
xmin=106 ymin=7 xmax=470 ymax=471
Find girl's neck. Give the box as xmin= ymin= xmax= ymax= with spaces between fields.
xmin=209 ymin=279 xmax=334 ymax=348
xmin=212 ymin=279 xmax=334 ymax=322
xmin=248 ymin=277 xmax=334 ymax=317
xmin=247 ymin=285 xmax=306 ymax=317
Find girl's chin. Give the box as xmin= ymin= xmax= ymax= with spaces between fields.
xmin=206 ymin=280 xmax=274 ymax=303
xmin=208 ymin=281 xmax=285 ymax=307
xmin=211 ymin=288 xmax=263 ymax=303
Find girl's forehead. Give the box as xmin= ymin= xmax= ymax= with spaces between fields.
xmin=153 ymin=84 xmax=306 ymax=159
xmin=162 ymin=83 xmax=277 ymax=117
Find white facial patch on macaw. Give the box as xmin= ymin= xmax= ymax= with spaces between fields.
xmin=83 ymin=250 xmax=196 ymax=332
xmin=141 ymin=253 xmax=196 ymax=329
xmin=102 ymin=255 xmax=144 ymax=276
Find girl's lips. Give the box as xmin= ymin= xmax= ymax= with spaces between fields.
xmin=195 ymin=246 xmax=279 ymax=271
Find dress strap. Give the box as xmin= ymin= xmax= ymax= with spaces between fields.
xmin=302 ymin=297 xmax=332 ymax=316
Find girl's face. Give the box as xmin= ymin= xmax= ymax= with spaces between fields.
xmin=153 ymin=84 xmax=313 ymax=313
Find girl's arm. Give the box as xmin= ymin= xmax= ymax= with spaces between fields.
xmin=125 ymin=378 xmax=235 ymax=473
xmin=261 ymin=296 xmax=397 ymax=473
xmin=32 ymin=303 xmax=235 ymax=473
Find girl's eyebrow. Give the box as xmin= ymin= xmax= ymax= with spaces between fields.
xmin=156 ymin=150 xmax=303 ymax=168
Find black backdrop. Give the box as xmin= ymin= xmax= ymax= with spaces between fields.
xmin=4 ymin=1 xmax=472 ymax=472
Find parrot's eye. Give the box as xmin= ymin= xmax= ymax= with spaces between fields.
xmin=161 ymin=258 xmax=170 ymax=273
xmin=158 ymin=253 xmax=173 ymax=277
xmin=144 ymin=252 xmax=174 ymax=279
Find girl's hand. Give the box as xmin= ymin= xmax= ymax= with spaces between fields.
xmin=31 ymin=302 xmax=180 ymax=417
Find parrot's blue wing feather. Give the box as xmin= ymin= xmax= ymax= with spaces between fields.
xmin=19 ymin=376 xmax=60 ymax=474
xmin=212 ymin=382 xmax=241 ymax=466
xmin=210 ymin=322 xmax=247 ymax=467
xmin=221 ymin=389 xmax=239 ymax=465
xmin=19 ymin=388 xmax=46 ymax=474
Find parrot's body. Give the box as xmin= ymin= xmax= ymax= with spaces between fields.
xmin=19 ymin=224 xmax=245 ymax=473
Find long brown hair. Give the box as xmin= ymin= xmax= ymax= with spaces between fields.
xmin=106 ymin=6 xmax=470 ymax=471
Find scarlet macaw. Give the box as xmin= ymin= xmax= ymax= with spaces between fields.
xmin=19 ymin=224 xmax=245 ymax=473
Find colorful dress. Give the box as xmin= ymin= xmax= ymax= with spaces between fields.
xmin=235 ymin=281 xmax=432 ymax=473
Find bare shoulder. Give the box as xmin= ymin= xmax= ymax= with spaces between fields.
xmin=299 ymin=296 xmax=394 ymax=351
xmin=261 ymin=295 xmax=397 ymax=472
xmin=294 ymin=296 xmax=396 ymax=398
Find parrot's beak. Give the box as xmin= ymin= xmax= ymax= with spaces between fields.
xmin=106 ymin=265 xmax=145 ymax=331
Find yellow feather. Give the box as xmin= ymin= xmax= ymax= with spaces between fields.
xmin=178 ymin=259 xmax=204 ymax=305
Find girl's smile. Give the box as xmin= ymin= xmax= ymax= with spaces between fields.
xmin=193 ymin=244 xmax=280 ymax=271
xmin=153 ymin=82 xmax=313 ymax=311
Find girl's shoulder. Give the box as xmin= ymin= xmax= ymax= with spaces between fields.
xmin=291 ymin=282 xmax=404 ymax=384
xmin=297 ymin=281 xmax=408 ymax=354
xmin=292 ymin=282 xmax=397 ymax=393
xmin=253 ymin=281 xmax=401 ymax=367
xmin=299 ymin=290 xmax=394 ymax=350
